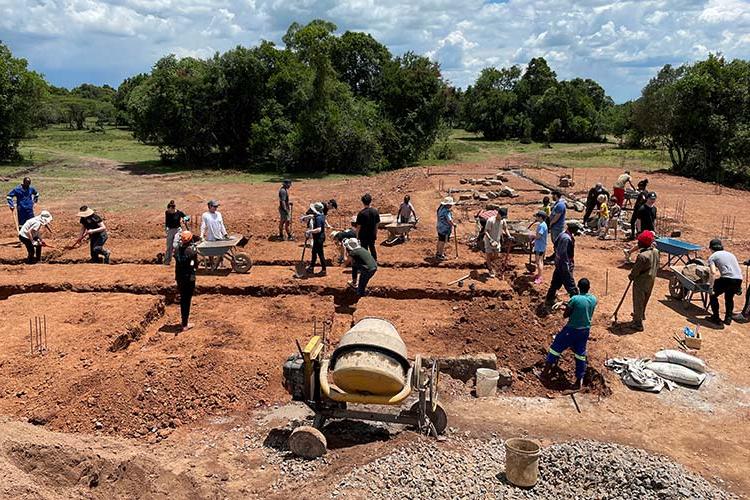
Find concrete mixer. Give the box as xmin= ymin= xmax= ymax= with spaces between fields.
xmin=282 ymin=317 xmax=447 ymax=458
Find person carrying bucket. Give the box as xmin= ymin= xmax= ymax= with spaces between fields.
xmin=543 ymin=277 xmax=597 ymax=390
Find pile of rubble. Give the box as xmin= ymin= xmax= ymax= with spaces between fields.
xmin=452 ymin=174 xmax=518 ymax=202
xmin=332 ymin=438 xmax=735 ymax=499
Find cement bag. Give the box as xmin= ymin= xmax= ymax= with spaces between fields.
xmin=653 ymin=350 xmax=707 ymax=373
xmin=645 ymin=361 xmax=706 ymax=387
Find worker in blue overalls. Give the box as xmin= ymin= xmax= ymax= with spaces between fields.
xmin=7 ymin=177 xmax=39 ymax=229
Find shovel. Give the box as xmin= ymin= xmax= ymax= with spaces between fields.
xmin=610 ymin=280 xmax=632 ymax=324
xmin=294 ymin=237 xmax=310 ymax=278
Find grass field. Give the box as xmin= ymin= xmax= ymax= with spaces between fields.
xmin=426 ymin=130 xmax=669 ymax=171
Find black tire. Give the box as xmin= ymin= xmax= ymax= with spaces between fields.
xmin=232 ymin=252 xmax=252 ymax=274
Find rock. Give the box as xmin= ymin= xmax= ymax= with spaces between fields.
xmin=477 ymin=194 xmax=489 ymax=202
xmin=459 ymin=194 xmax=473 ymax=201
xmin=495 ymin=173 xmax=509 ymax=181
xmin=486 ymin=191 xmax=498 ymax=199
xmin=496 ymin=368 xmax=513 ymax=387
xmin=459 ymin=179 xmax=467 ymax=184
xmin=288 ymin=426 xmax=327 ymax=459
xmin=431 ymin=353 xmax=497 ymax=382
xmin=95 ymin=421 xmax=103 ymax=430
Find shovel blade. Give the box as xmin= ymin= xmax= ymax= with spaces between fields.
xmin=294 ymin=262 xmax=308 ymax=278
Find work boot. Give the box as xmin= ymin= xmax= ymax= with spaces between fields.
xmin=705 ymin=315 xmax=722 ymax=326
xmin=723 ymin=316 xmax=732 ymax=326
xmin=627 ymin=321 xmax=644 ymax=332
xmin=103 ymin=251 xmax=110 ymax=264
xmin=287 ymin=234 xmax=296 ymax=241
xmin=318 ymin=269 xmax=327 ymax=276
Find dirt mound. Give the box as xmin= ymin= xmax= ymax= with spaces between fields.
xmin=431 ymin=293 xmax=610 ymax=397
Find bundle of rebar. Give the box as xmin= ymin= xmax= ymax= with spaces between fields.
xmin=29 ymin=315 xmax=47 ymax=355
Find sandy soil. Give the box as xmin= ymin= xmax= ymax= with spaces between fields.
xmin=0 ymin=155 xmax=748 ymax=498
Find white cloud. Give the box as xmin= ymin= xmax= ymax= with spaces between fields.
xmin=0 ymin=0 xmax=748 ymax=102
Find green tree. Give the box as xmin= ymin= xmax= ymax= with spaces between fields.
xmin=0 ymin=42 xmax=46 ymax=160
xmin=331 ymin=31 xmax=391 ymax=99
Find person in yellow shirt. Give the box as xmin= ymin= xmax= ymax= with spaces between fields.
xmin=596 ymin=194 xmax=609 ymax=237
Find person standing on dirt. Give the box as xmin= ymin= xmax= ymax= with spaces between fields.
xmin=626 ymin=230 xmax=659 ymax=332
xmin=164 ymin=200 xmax=188 ymax=266
xmin=397 ymin=195 xmax=418 ymax=225
xmin=545 ymin=222 xmax=580 ymax=306
xmin=706 ymin=239 xmax=743 ymax=326
xmin=435 ymin=196 xmax=456 ymax=261
xmin=482 ymin=207 xmax=511 ymax=278
xmin=543 ymin=277 xmax=596 ymax=390
xmin=624 ymin=192 xmax=657 ymax=262
xmin=583 ymin=183 xmax=609 ymax=226
xmin=18 ymin=210 xmax=53 ymax=264
xmin=76 ymin=206 xmax=110 ymax=264
xmin=7 ymin=177 xmax=39 ymax=229
xmin=549 ymin=191 xmax=566 ymax=244
xmin=613 ymin=170 xmax=635 ymax=207
xmin=356 ymin=193 xmax=380 ymax=261
xmin=530 ymin=210 xmax=548 ymax=284
xmin=343 ymin=238 xmax=378 ymax=296
xmin=174 ymin=231 xmax=198 ymax=332
xmin=278 ymin=179 xmax=294 ymax=241
xmin=200 ymin=200 xmax=228 ymax=242
xmin=305 ymin=202 xmax=327 ymax=276
xmin=628 ymin=179 xmax=649 ymax=240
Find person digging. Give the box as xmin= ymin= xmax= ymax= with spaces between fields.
xmin=343 ymin=238 xmax=377 ymax=297
xmin=305 ymin=202 xmax=327 ymax=276
xmin=18 ymin=210 xmax=53 ymax=264
xmin=331 ymin=220 xmax=358 ymax=264
xmin=543 ymin=277 xmax=597 ymax=391
xmin=706 ymin=238 xmax=743 ymax=326
xmin=482 ymin=207 xmax=511 ymax=278
xmin=75 ymin=206 xmax=110 ymax=264
xmin=174 ymin=230 xmax=199 ymax=332
xmin=544 ymin=222 xmax=581 ymax=307
xmin=625 ymin=230 xmax=659 ymax=332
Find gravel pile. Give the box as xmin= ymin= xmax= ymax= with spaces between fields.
xmin=333 ymin=438 xmax=736 ymax=499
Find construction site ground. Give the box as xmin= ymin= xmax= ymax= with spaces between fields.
xmin=0 ymin=155 xmax=748 ymax=499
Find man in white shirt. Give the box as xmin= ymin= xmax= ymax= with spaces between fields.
xmin=200 ymin=200 xmax=228 ymax=242
xmin=18 ymin=210 xmax=53 ymax=264
xmin=612 ymin=170 xmax=636 ymax=207
xmin=706 ymin=238 xmax=743 ymax=326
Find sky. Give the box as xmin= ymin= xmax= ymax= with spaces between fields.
xmin=1 ymin=0 xmax=749 ymax=103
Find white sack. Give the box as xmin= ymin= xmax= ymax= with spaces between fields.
xmin=653 ymin=349 xmax=707 ymax=373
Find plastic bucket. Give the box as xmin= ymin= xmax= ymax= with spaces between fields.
xmin=504 ymin=438 xmax=541 ymax=488
xmin=475 ymin=368 xmax=499 ymax=397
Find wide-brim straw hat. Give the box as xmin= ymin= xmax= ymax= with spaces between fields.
xmin=440 ymin=196 xmax=456 ymax=206
xmin=39 ymin=210 xmax=53 ymax=225
xmin=77 ymin=207 xmax=94 ymax=217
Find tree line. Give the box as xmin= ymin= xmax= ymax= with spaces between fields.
xmin=1 ymin=28 xmax=748 ymax=183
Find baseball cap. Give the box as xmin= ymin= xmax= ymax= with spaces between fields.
xmin=208 ymin=200 xmax=220 ymax=207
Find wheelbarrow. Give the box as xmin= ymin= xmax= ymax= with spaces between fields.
xmin=196 ymin=234 xmax=251 ymax=273
xmin=669 ymin=263 xmax=711 ymax=311
xmin=383 ymin=222 xmax=415 ymax=245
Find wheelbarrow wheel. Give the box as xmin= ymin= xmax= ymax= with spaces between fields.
xmin=669 ymin=276 xmax=686 ymax=300
xmin=232 ymin=252 xmax=252 ymax=274
xmin=409 ymin=400 xmax=447 ymax=435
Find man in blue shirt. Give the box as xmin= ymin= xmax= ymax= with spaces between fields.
xmin=543 ymin=278 xmax=597 ymax=390
xmin=7 ymin=177 xmax=39 ymax=228
xmin=548 ymin=190 xmax=566 ymax=245
xmin=545 ymin=222 xmax=580 ymax=306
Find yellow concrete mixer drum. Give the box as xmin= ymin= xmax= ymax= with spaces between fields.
xmin=330 ymin=318 xmax=410 ymax=396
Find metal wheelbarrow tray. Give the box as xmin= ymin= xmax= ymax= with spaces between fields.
xmin=196 ymin=234 xmax=252 ymax=273
xmin=655 ymin=237 xmax=702 ymax=269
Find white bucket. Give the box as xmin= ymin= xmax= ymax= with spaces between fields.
xmin=475 ymin=368 xmax=499 ymax=397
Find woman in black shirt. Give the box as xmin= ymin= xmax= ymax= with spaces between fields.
xmin=76 ymin=205 xmax=110 ymax=264
xmin=164 ymin=200 xmax=188 ymax=265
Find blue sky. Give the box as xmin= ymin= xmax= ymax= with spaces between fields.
xmin=1 ymin=0 xmax=749 ymax=102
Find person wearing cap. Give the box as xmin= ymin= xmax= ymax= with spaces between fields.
xmin=305 ymin=202 xmax=327 ymax=276
xmin=612 ymin=170 xmax=635 ymax=207
xmin=530 ymin=210 xmax=549 ymax=284
xmin=343 ymin=238 xmax=378 ymax=296
xmin=278 ymin=180 xmax=293 ymax=241
xmin=482 ymin=207 xmax=511 ymax=277
xmin=18 ymin=210 xmax=53 ymax=264
xmin=200 ymin=200 xmax=228 ymax=242
xmin=435 ymin=196 xmax=456 ymax=261
xmin=543 ymin=277 xmax=596 ymax=390
xmin=76 ymin=206 xmax=110 ymax=264
xmin=583 ymin=183 xmax=609 ymax=226
xmin=356 ymin=193 xmax=380 ymax=261
xmin=626 ymin=230 xmax=659 ymax=331
xmin=624 ymin=191 xmax=658 ymax=262
xmin=706 ymin=239 xmax=743 ymax=326
xmin=174 ymin=230 xmax=199 ymax=332
xmin=628 ymin=179 xmax=649 ymax=240
xmin=7 ymin=177 xmax=40 ymax=229
xmin=545 ymin=221 xmax=580 ymax=306
xmin=164 ymin=200 xmax=188 ymax=266
xmin=331 ymin=220 xmax=358 ymax=264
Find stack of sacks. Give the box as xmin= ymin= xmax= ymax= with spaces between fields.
xmin=645 ymin=350 xmax=707 ymax=387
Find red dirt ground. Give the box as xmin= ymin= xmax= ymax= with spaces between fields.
xmin=0 ymin=156 xmax=749 ymax=498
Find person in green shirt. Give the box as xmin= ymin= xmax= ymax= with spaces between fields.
xmin=343 ymin=238 xmax=378 ymax=296
xmin=543 ymin=278 xmax=596 ymax=390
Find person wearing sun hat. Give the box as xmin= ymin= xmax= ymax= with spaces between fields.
xmin=435 ymin=196 xmax=456 ymax=261
xmin=76 ymin=205 xmax=110 ymax=264
xmin=343 ymin=237 xmax=377 ymax=296
xmin=626 ymin=230 xmax=660 ymax=331
xmin=18 ymin=210 xmax=53 ymax=264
